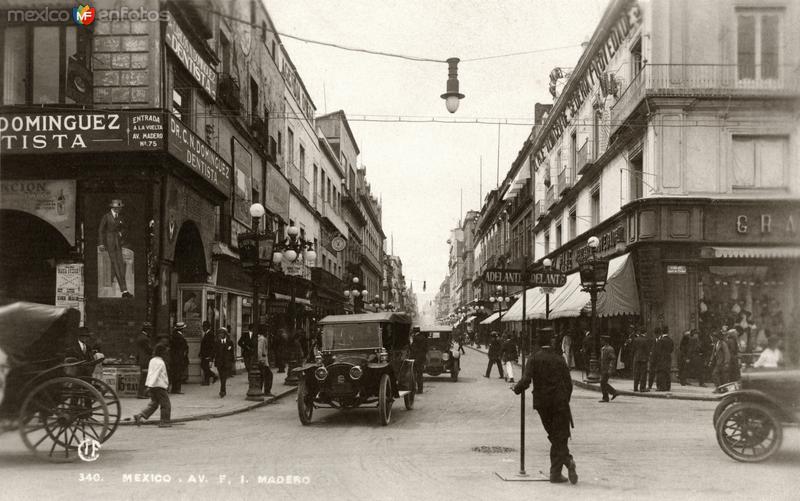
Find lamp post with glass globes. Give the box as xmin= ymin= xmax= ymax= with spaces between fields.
xmin=271 ymin=225 xmax=316 ymax=386
xmin=489 ymin=285 xmax=512 ymax=327
xmin=237 ymin=203 xmax=276 ymax=402
xmin=343 ymin=277 xmax=369 ymax=314
xmin=579 ymin=236 xmax=609 ymax=384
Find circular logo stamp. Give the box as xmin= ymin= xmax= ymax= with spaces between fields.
xmin=78 ymin=438 xmax=101 ymax=462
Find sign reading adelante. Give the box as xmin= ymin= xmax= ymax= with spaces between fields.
xmin=483 ymin=268 xmax=527 ymax=285
xmin=528 ymin=270 xmax=567 ymax=287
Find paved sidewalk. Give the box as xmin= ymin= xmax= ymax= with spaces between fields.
xmin=118 ymin=371 xmax=298 ymax=425
xmin=466 ymin=344 xmax=719 ymax=402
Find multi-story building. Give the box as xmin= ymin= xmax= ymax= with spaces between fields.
xmin=500 ymin=0 xmax=800 ymax=364
xmin=358 ymin=167 xmax=386 ymax=306
xmin=435 ymin=278 xmax=450 ymax=322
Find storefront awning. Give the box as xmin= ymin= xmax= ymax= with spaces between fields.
xmin=465 ymin=315 xmax=476 ymax=323
xmin=548 ymin=253 xmax=640 ymax=319
xmin=704 ymin=246 xmax=800 ymax=259
xmin=502 ymin=287 xmax=548 ymax=321
xmin=480 ymin=311 xmax=504 ymax=324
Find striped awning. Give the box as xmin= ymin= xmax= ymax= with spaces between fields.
xmin=480 ymin=311 xmax=503 ymax=324
xmin=705 ymin=246 xmax=800 ymax=259
xmin=501 ymin=287 xmax=548 ymax=321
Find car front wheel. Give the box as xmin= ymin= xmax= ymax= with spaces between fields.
xmin=378 ymin=373 xmax=393 ymax=426
xmin=297 ymin=379 xmax=314 ymax=426
xmin=715 ymin=402 xmax=782 ymax=462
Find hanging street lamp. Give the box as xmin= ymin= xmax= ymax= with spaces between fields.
xmin=440 ymin=57 xmax=465 ymax=113
xmin=579 ymin=236 xmax=609 ymax=384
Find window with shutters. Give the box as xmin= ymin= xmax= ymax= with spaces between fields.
xmin=737 ymin=9 xmax=782 ymax=81
xmin=731 ymin=136 xmax=788 ymax=189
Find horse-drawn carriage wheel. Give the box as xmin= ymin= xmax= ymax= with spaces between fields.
xmin=88 ymin=378 xmax=121 ymax=442
xmin=715 ymin=402 xmax=783 ymax=463
xmin=19 ymin=377 xmax=110 ymax=462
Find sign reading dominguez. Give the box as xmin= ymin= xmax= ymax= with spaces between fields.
xmin=0 ymin=111 xmax=163 ymax=153
xmin=165 ymin=14 xmax=217 ymax=100
xmin=167 ymin=114 xmax=230 ymax=196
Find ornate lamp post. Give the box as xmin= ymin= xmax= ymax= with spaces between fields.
xmin=489 ymin=285 xmax=511 ymax=325
xmin=579 ymin=236 xmax=609 ymax=384
xmin=238 ymin=203 xmax=276 ymax=402
xmin=343 ymin=276 xmax=368 ymax=313
xmin=272 ymin=225 xmax=316 ymax=386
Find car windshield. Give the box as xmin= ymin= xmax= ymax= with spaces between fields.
xmin=322 ymin=323 xmax=382 ymax=351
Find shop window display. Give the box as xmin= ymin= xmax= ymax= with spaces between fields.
xmin=698 ymin=265 xmax=797 ymax=365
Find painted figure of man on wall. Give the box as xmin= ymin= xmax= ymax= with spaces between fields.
xmin=98 ymin=199 xmax=132 ymax=298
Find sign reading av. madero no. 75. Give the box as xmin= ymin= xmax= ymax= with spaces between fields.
xmin=483 ymin=268 xmax=567 ymax=287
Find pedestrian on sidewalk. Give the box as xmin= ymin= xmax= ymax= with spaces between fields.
xmin=214 ymin=327 xmax=235 ymax=398
xmin=169 ymin=322 xmax=188 ymax=394
xmin=511 ymin=330 xmax=578 ymax=485
xmin=678 ymin=329 xmax=691 ymax=385
xmin=238 ymin=323 xmax=257 ymax=376
xmin=580 ymin=331 xmax=592 ymax=381
xmin=709 ymin=330 xmax=731 ymax=392
xmin=457 ymin=331 xmax=466 ymax=355
xmin=257 ymin=327 xmax=274 ymax=396
xmin=136 ymin=322 xmax=152 ymax=399
xmin=646 ymin=327 xmax=659 ymax=390
xmin=501 ymin=334 xmax=518 ymax=383
xmin=686 ymin=329 xmax=705 ymax=386
xmin=561 ymin=330 xmax=575 ymax=369
xmin=631 ymin=328 xmax=649 ymax=392
xmin=484 ymin=332 xmax=504 ymax=379
xmin=276 ymin=329 xmax=288 ymax=373
xmin=133 ymin=343 xmax=171 ymax=427
xmin=726 ymin=328 xmax=741 ymax=383
xmin=654 ymin=327 xmax=674 ymax=391
xmin=199 ymin=321 xmax=218 ymax=386
xmin=599 ymin=335 xmax=618 ymax=402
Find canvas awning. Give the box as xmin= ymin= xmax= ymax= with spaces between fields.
xmin=703 ymin=246 xmax=800 ymax=259
xmin=548 ymin=253 xmax=640 ymax=319
xmin=480 ymin=311 xmax=503 ymax=324
xmin=465 ymin=315 xmax=476 ymax=323
xmin=502 ymin=287 xmax=548 ymax=321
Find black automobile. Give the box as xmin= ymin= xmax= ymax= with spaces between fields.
xmin=293 ymin=312 xmax=416 ymax=426
xmin=713 ymin=368 xmax=800 ymax=462
xmin=419 ymin=325 xmax=460 ymax=381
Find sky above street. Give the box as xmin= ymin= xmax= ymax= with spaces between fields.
xmin=268 ymin=0 xmax=607 ymax=304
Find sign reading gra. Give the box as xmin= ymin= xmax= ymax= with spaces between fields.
xmin=165 ymin=15 xmax=217 ymax=100
xmin=0 ymin=111 xmax=163 ymax=153
xmin=167 ymin=115 xmax=231 ymax=195
xmin=483 ymin=268 xmax=527 ymax=286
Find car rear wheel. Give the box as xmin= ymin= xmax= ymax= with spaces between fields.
xmin=378 ymin=373 xmax=393 ymax=426
xmin=297 ymin=379 xmax=313 ymax=426
xmin=716 ymin=402 xmax=782 ymax=463
xmin=404 ymin=375 xmax=415 ymax=410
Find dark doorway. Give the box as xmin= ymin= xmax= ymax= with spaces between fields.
xmin=174 ymin=220 xmax=207 ymax=283
xmin=0 ymin=210 xmax=72 ymax=304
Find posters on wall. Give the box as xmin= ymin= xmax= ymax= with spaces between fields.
xmin=55 ymin=262 xmax=85 ymax=325
xmin=0 ymin=180 xmax=76 ymax=245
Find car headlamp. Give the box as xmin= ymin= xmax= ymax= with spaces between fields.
xmin=716 ymin=381 xmax=741 ymax=394
xmin=314 ymin=366 xmax=328 ymax=381
xmin=379 ymin=349 xmax=389 ymax=363
xmin=442 ymin=352 xmax=450 ymax=361
xmin=349 ymin=365 xmax=363 ymax=380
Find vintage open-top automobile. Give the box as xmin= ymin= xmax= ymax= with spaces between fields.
xmin=419 ymin=325 xmax=460 ymax=381
xmin=713 ymin=367 xmax=800 ymax=462
xmin=293 ymin=312 xmax=416 ymax=426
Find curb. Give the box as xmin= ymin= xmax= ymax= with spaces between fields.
xmin=466 ymin=344 xmax=719 ymax=402
xmin=119 ymin=386 xmax=298 ymax=426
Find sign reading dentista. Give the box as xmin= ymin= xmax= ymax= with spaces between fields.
xmin=165 ymin=14 xmax=217 ymax=100
xmin=166 ymin=115 xmax=231 ymax=195
xmin=0 ymin=111 xmax=163 ymax=153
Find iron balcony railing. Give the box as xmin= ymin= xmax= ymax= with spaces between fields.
xmin=611 ymin=63 xmax=800 ymax=136
xmin=534 ymin=200 xmax=545 ymax=221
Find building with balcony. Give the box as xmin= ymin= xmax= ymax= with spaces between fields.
xmin=498 ymin=0 xmax=800 ymax=364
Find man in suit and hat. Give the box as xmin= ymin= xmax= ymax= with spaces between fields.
xmin=708 ymin=329 xmax=731 ymax=392
xmin=484 ymin=331 xmax=504 ymax=379
xmin=136 ymin=322 xmax=153 ymax=398
xmin=512 ymin=328 xmax=578 ymax=484
xmin=599 ymin=335 xmax=619 ymax=402
xmin=410 ymin=327 xmax=428 ymax=393
xmin=169 ymin=322 xmax=188 ymax=394
xmin=98 ymin=199 xmax=132 ymax=298
xmin=215 ymin=327 xmax=236 ymax=398
xmin=199 ymin=321 xmax=218 ymax=386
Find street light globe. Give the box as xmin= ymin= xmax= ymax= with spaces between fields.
xmin=352 ymin=277 xmax=360 ymax=284
xmin=305 ymin=249 xmax=317 ymax=263
xmin=496 ymin=285 xmax=503 ymax=292
xmin=588 ymin=236 xmax=600 ymax=249
xmin=352 ymin=290 xmax=360 ymax=297
xmin=543 ymin=258 xmax=552 ymax=268
xmin=272 ymin=251 xmax=283 ymax=263
xmin=249 ymin=203 xmax=266 ymax=218
xmin=445 ymin=95 xmax=460 ymax=113
xmin=283 ymin=249 xmax=297 ymax=262
xmin=344 ymin=290 xmax=350 ymax=298
xmin=362 ymin=289 xmax=369 ymax=297
xmin=490 ymin=297 xmax=496 ymax=303
xmin=287 ymin=225 xmax=300 ymax=238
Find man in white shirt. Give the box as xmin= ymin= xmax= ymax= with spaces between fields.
xmin=753 ymin=337 xmax=784 ymax=369
xmin=133 ymin=344 xmax=172 ymax=427
xmin=257 ymin=329 xmax=274 ymax=397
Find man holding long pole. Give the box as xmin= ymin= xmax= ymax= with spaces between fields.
xmin=512 ymin=328 xmax=578 ymax=485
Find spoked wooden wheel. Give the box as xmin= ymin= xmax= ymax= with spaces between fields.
xmin=715 ymin=402 xmax=782 ymax=463
xmin=297 ymin=379 xmax=314 ymax=426
xmin=88 ymin=378 xmax=121 ymax=442
xmin=404 ymin=374 xmax=415 ymax=410
xmin=19 ymin=377 xmax=109 ymax=462
xmin=378 ymin=373 xmax=393 ymax=426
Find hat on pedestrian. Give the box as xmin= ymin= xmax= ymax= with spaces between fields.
xmin=491 ymin=331 xmax=498 ymax=337
xmin=600 ymin=334 xmax=611 ymax=341
xmin=109 ymin=199 xmax=124 ymax=208
xmin=653 ymin=326 xmax=661 ymax=335
xmin=78 ymin=327 xmax=91 ymax=338
xmin=141 ymin=322 xmax=152 ymax=332
xmin=174 ymin=321 xmax=186 ymax=330
xmin=218 ymin=327 xmax=229 ymax=335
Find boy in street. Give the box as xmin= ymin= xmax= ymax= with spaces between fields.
xmin=133 ymin=344 xmax=172 ymax=427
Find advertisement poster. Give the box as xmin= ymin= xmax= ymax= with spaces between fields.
xmin=96 ymin=198 xmax=135 ymax=298
xmin=232 ymin=138 xmax=253 ymax=226
xmin=0 ymin=179 xmax=76 ymax=245
xmin=55 ymin=262 xmax=85 ymax=326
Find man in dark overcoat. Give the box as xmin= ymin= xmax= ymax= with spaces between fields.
xmin=410 ymin=328 xmax=428 ymax=393
xmin=136 ymin=322 xmax=153 ymax=398
xmin=484 ymin=332 xmax=504 ymax=379
xmin=214 ymin=327 xmax=236 ymax=398
xmin=169 ymin=322 xmax=189 ymax=394
xmin=630 ymin=328 xmax=650 ymax=392
xmin=512 ymin=330 xmax=578 ymax=484
xmin=654 ymin=328 xmax=674 ymax=391
xmin=238 ymin=323 xmax=257 ymax=375
xmin=199 ymin=321 xmax=218 ymax=386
